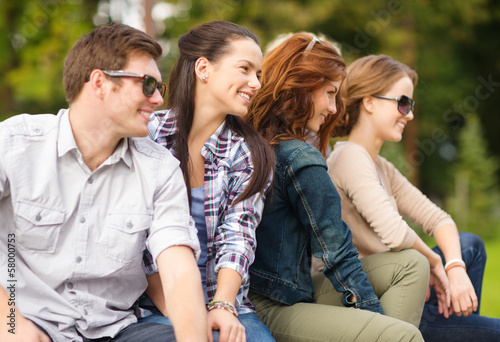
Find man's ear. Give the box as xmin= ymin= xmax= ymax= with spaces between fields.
xmin=194 ymin=57 xmax=210 ymax=83
xmin=362 ymin=96 xmax=375 ymax=114
xmin=87 ymin=69 xmax=108 ymax=99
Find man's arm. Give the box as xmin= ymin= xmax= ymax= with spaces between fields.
xmin=0 ymin=287 xmax=50 ymax=342
xmin=156 ymin=246 xmax=207 ymax=342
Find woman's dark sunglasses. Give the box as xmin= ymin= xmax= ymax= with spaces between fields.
xmin=102 ymin=70 xmax=167 ymax=98
xmin=373 ymin=95 xmax=415 ymax=115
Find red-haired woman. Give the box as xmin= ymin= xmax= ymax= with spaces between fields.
xmin=246 ymin=33 xmax=426 ymax=341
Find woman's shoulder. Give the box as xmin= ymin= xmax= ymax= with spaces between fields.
xmin=150 ymin=110 xmax=176 ymax=138
xmin=275 ymin=139 xmax=326 ymax=168
xmin=328 ymin=141 xmax=372 ymax=167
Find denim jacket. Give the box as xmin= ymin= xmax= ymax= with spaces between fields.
xmin=249 ymin=139 xmax=384 ymax=314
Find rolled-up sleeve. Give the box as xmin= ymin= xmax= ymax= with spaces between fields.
xmin=0 ymin=124 xmax=10 ymax=200
xmin=146 ymin=159 xmax=200 ymax=271
xmin=214 ymin=177 xmax=265 ymax=278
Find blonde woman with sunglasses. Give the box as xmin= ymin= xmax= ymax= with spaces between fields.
xmin=327 ymin=54 xmax=500 ymax=341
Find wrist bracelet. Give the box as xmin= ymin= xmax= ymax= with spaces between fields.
xmin=207 ymin=300 xmax=238 ymax=318
xmin=444 ymin=258 xmax=466 ymax=272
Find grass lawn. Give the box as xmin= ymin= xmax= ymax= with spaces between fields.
xmin=480 ymin=238 xmax=500 ymax=318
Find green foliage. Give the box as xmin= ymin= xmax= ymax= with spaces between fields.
xmin=482 ymin=238 xmax=500 ymax=317
xmin=447 ymin=113 xmax=500 ymax=238
xmin=0 ymin=0 xmax=96 ymax=120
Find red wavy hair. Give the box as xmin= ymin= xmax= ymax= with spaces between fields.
xmin=247 ymin=32 xmax=346 ymax=156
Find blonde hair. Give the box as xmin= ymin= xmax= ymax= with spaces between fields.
xmin=332 ymin=54 xmax=418 ymax=137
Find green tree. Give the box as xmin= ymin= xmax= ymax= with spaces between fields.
xmin=0 ymin=0 xmax=97 ymax=120
xmin=448 ymin=113 xmax=500 ymax=238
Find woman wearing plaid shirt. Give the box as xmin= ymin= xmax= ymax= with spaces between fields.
xmin=139 ymin=21 xmax=275 ymax=342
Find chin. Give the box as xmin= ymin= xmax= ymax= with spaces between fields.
xmin=390 ymin=135 xmax=403 ymax=143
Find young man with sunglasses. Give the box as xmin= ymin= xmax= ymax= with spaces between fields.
xmin=0 ymin=23 xmax=206 ymax=342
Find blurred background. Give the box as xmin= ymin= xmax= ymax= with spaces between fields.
xmin=1 ymin=0 xmax=499 ymax=316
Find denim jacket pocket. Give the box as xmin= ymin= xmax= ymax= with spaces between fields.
xmin=14 ymin=201 xmax=65 ymax=253
xmin=105 ymin=213 xmax=151 ymax=263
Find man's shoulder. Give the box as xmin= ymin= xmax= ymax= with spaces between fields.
xmin=1 ymin=113 xmax=58 ymax=137
xmin=129 ymin=136 xmax=176 ymax=162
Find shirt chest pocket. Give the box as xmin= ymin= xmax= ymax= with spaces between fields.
xmin=14 ymin=201 xmax=65 ymax=253
xmin=105 ymin=213 xmax=151 ymax=263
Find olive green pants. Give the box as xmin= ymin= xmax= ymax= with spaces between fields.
xmin=249 ymin=250 xmax=428 ymax=341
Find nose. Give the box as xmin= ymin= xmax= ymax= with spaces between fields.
xmin=405 ymin=109 xmax=414 ymax=121
xmin=249 ymin=73 xmax=261 ymax=91
xmin=328 ymin=98 xmax=337 ymax=115
xmin=149 ymin=89 xmax=164 ymax=108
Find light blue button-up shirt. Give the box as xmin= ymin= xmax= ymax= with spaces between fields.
xmin=0 ymin=109 xmax=199 ymax=342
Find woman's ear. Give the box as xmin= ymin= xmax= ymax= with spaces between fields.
xmin=194 ymin=57 xmax=210 ymax=83
xmin=362 ymin=96 xmax=375 ymax=114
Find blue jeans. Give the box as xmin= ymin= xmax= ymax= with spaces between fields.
xmin=140 ymin=309 xmax=274 ymax=342
xmin=420 ymin=232 xmax=500 ymax=341
xmin=33 ymin=320 xmax=175 ymax=342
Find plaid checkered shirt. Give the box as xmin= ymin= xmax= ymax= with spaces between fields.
xmin=143 ymin=110 xmax=270 ymax=314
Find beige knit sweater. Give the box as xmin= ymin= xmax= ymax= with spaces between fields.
xmin=326 ymin=141 xmax=456 ymax=259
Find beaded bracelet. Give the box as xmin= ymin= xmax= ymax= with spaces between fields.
xmin=444 ymin=258 xmax=466 ymax=272
xmin=207 ymin=300 xmax=238 ymax=318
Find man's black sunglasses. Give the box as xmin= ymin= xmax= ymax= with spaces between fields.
xmin=373 ymin=95 xmax=415 ymax=115
xmin=102 ymin=70 xmax=167 ymax=98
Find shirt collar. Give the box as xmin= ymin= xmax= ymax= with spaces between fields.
xmin=112 ymin=138 xmax=133 ymax=168
xmin=57 ymin=109 xmax=78 ymax=158
xmin=157 ymin=110 xmax=233 ymax=159
xmin=203 ymin=120 xmax=231 ymax=159
xmin=57 ymin=108 xmax=133 ymax=168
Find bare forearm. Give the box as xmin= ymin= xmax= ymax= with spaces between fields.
xmin=411 ymin=235 xmax=441 ymax=266
xmin=1 ymin=286 xmax=16 ymax=333
xmin=433 ymin=224 xmax=462 ymax=262
xmin=213 ymin=268 xmax=242 ymax=304
xmin=157 ymin=246 xmax=207 ymax=342
xmin=1 ymin=286 xmax=49 ymax=342
xmin=145 ymin=272 xmax=167 ymax=316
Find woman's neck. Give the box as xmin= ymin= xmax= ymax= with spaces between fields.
xmin=347 ymin=125 xmax=383 ymax=161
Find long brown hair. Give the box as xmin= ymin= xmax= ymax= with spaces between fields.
xmin=332 ymin=54 xmax=418 ymax=137
xmin=247 ymin=32 xmax=346 ymax=156
xmin=167 ymin=20 xmax=274 ymax=205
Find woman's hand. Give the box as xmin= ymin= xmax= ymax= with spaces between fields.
xmin=208 ymin=308 xmax=245 ymax=342
xmin=427 ymin=254 xmax=451 ymax=317
xmin=447 ymin=266 xmax=478 ymax=317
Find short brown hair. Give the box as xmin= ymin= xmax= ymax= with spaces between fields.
xmin=247 ymin=32 xmax=346 ymax=156
xmin=63 ymin=23 xmax=162 ymax=103
xmin=332 ymin=54 xmax=418 ymax=137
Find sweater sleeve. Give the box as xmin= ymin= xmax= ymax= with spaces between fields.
xmin=328 ymin=143 xmax=417 ymax=251
xmin=380 ymin=157 xmax=456 ymax=236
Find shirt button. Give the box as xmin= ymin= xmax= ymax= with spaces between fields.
xmin=67 ymin=282 xmax=74 ymax=289
xmin=126 ymin=221 xmax=134 ymax=229
xmin=88 ymin=177 xmax=94 ymax=184
xmin=35 ymin=213 xmax=42 ymax=221
xmin=80 ymin=216 xmax=86 ymax=223
xmin=76 ymin=256 xmax=82 ymax=263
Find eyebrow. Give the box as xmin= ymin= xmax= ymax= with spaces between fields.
xmin=238 ymin=59 xmax=260 ymax=71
